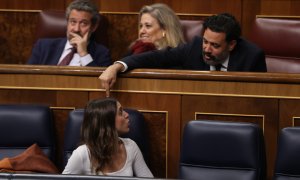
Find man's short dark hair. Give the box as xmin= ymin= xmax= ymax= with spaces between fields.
xmin=66 ymin=0 xmax=100 ymax=26
xmin=203 ymin=13 xmax=241 ymax=42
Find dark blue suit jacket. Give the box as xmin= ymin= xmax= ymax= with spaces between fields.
xmin=27 ymin=38 xmax=112 ymax=67
xmin=122 ymin=36 xmax=267 ymax=72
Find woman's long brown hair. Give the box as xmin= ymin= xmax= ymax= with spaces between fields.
xmin=80 ymin=98 xmax=119 ymax=173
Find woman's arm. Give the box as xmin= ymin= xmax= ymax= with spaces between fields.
xmin=131 ymin=141 xmax=154 ymax=178
xmin=62 ymin=145 xmax=87 ymax=174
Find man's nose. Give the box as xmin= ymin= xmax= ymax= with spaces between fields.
xmin=204 ymin=44 xmax=212 ymax=53
xmin=73 ymin=23 xmax=80 ymax=32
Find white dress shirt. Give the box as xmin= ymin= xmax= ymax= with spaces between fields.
xmin=58 ymin=41 xmax=93 ymax=66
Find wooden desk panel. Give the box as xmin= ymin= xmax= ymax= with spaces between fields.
xmin=280 ymin=99 xmax=300 ymax=128
xmin=1 ymin=65 xmax=300 ymax=179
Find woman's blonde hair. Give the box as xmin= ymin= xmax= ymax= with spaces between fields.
xmin=139 ymin=3 xmax=185 ymax=49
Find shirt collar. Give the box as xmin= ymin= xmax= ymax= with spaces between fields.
xmin=64 ymin=40 xmax=74 ymax=50
xmin=222 ymin=55 xmax=229 ymax=69
xmin=210 ymin=55 xmax=229 ymax=71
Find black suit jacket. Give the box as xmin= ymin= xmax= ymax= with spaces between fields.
xmin=122 ymin=36 xmax=267 ymax=72
xmin=27 ymin=38 xmax=112 ymax=67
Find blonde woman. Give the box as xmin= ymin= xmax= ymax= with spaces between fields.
xmin=128 ymin=3 xmax=185 ymax=55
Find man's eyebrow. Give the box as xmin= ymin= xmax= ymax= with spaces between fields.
xmin=211 ymin=42 xmax=221 ymax=46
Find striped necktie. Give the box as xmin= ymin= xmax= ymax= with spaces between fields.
xmin=58 ymin=47 xmax=76 ymax=66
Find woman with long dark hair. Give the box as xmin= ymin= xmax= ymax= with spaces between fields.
xmin=63 ymin=98 xmax=153 ymax=177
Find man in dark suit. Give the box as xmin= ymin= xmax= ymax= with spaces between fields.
xmin=99 ymin=13 xmax=267 ymax=96
xmin=28 ymin=0 xmax=112 ymax=67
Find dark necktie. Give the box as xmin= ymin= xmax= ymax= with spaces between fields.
xmin=58 ymin=47 xmax=76 ymax=66
xmin=215 ymin=64 xmax=222 ymax=71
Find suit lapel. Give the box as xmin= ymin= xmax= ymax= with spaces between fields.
xmin=227 ymin=49 xmax=239 ymax=71
xmin=227 ymin=38 xmax=243 ymax=71
xmin=203 ymin=64 xmax=210 ymax=70
xmin=50 ymin=38 xmax=67 ymax=65
xmin=227 ymin=57 xmax=233 ymax=71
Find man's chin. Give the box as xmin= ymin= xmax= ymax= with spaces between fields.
xmin=204 ymin=58 xmax=217 ymax=66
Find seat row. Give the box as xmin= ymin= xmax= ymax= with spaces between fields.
xmin=179 ymin=120 xmax=300 ymax=180
xmin=1 ymin=104 xmax=300 ymax=179
xmin=0 ymin=104 xmax=149 ymax=173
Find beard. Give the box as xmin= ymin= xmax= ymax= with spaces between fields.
xmin=202 ymin=50 xmax=229 ymax=66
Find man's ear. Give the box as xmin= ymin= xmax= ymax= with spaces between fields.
xmin=228 ymin=40 xmax=237 ymax=51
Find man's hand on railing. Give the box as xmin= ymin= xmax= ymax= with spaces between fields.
xmin=99 ymin=63 xmax=125 ymax=97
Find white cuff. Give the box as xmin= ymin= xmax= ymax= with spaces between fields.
xmin=115 ymin=61 xmax=128 ymax=72
xmin=80 ymin=54 xmax=93 ymax=66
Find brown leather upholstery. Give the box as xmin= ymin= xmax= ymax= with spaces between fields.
xmin=35 ymin=11 xmax=67 ymax=42
xmin=250 ymin=17 xmax=300 ymax=73
xmin=35 ymin=10 xmax=108 ymax=46
xmin=35 ymin=11 xmax=202 ymax=47
xmin=180 ymin=20 xmax=204 ymax=43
